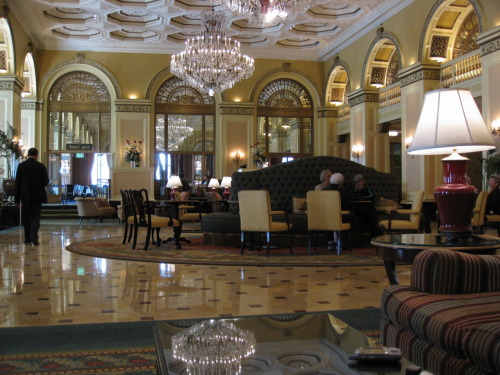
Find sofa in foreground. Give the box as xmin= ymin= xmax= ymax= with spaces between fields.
xmin=201 ymin=156 xmax=401 ymax=246
xmin=381 ymin=248 xmax=500 ymax=375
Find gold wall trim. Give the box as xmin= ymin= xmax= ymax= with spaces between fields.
xmin=348 ymin=89 xmax=379 ymax=107
xmin=0 ymin=75 xmax=23 ymax=94
xmin=398 ymin=63 xmax=440 ymax=87
xmin=317 ymin=108 xmax=336 ymax=118
xmin=219 ymin=105 xmax=255 ymax=115
xmin=115 ymin=103 xmax=151 ymax=113
xmin=257 ymin=106 xmax=313 ymax=117
xmin=477 ymin=25 xmax=500 ymax=57
xmin=48 ymin=102 xmax=111 ymax=112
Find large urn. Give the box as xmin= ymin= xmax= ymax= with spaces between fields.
xmin=2 ymin=179 xmax=15 ymax=197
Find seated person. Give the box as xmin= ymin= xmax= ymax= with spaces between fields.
xmin=347 ymin=174 xmax=379 ymax=235
xmin=486 ymin=175 xmax=500 ymax=214
xmin=323 ymin=173 xmax=351 ymax=250
xmin=314 ymin=169 xmax=332 ymax=191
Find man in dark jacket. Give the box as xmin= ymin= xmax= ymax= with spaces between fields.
xmin=15 ymin=148 xmax=49 ymax=245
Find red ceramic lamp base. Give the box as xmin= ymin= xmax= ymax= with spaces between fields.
xmin=435 ymin=155 xmax=477 ymax=237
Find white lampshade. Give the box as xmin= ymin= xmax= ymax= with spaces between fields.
xmin=166 ymin=175 xmax=182 ymax=188
xmin=220 ymin=176 xmax=232 ymax=188
xmin=407 ymin=89 xmax=495 ymax=156
xmin=207 ymin=178 xmax=220 ymax=188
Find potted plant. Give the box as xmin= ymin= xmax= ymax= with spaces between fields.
xmin=250 ymin=142 xmax=266 ymax=168
xmin=0 ymin=124 xmax=23 ymax=196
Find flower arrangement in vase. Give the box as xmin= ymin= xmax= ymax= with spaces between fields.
xmin=250 ymin=141 xmax=266 ymax=168
xmin=124 ymin=139 xmax=143 ymax=167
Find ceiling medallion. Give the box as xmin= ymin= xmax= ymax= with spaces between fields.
xmin=208 ymin=0 xmax=323 ymax=24
xmin=170 ymin=11 xmax=255 ymax=96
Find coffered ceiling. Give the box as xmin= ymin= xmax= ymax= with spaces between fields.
xmin=7 ymin=0 xmax=415 ymax=61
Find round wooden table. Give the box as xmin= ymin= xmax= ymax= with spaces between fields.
xmin=371 ymin=233 xmax=500 ymax=284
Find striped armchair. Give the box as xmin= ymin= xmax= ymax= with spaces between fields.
xmin=381 ymin=248 xmax=500 ymax=375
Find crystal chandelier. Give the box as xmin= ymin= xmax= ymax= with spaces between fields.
xmin=172 ymin=319 xmax=256 ymax=375
xmin=168 ymin=117 xmax=193 ymax=150
xmin=170 ymin=11 xmax=254 ymax=96
xmin=207 ymin=0 xmax=323 ymax=24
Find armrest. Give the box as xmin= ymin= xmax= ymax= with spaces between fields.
xmin=341 ymin=210 xmax=350 ymax=215
xmin=395 ymin=208 xmax=419 ymax=215
xmin=411 ymin=249 xmax=500 ymax=294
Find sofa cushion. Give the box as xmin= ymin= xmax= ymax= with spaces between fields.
xmin=381 ymin=285 xmax=500 ymax=358
xmin=463 ymin=322 xmax=500 ymax=374
xmin=411 ymin=249 xmax=500 ymax=294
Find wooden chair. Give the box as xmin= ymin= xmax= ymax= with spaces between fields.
xmin=130 ymin=189 xmax=181 ymax=250
xmin=175 ymin=190 xmax=205 ymax=231
xmin=471 ymin=191 xmax=488 ymax=234
xmin=306 ymin=190 xmax=351 ymax=255
xmin=120 ymin=189 xmax=136 ymax=245
xmin=379 ymin=190 xmax=424 ymax=233
xmin=238 ymin=190 xmax=293 ymax=257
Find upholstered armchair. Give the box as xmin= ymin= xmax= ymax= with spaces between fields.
xmin=378 ymin=190 xmax=424 ymax=233
xmin=75 ymin=197 xmax=116 ymax=223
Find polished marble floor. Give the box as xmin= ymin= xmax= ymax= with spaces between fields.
xmin=0 ymin=221 xmax=414 ymax=328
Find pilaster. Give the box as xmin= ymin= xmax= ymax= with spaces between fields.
xmin=218 ymin=102 xmax=255 ymax=176
xmin=399 ymin=63 xmax=441 ymax=199
xmin=348 ymin=89 xmax=387 ymax=171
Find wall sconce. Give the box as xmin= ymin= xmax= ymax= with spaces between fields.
xmin=231 ymin=150 xmax=243 ymax=169
xmin=491 ymin=120 xmax=500 ymax=136
xmin=351 ymin=145 xmax=364 ymax=162
xmin=166 ymin=175 xmax=182 ymax=200
xmin=220 ymin=176 xmax=232 ymax=200
xmin=405 ymin=136 xmax=413 ymax=149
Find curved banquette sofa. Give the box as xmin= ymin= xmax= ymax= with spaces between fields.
xmin=201 ymin=156 xmax=401 ymax=246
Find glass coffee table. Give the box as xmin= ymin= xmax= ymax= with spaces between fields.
xmin=153 ymin=312 xmax=416 ymax=374
xmin=371 ymin=233 xmax=500 ymax=285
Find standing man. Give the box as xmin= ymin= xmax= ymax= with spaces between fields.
xmin=15 ymin=148 xmax=49 ymax=245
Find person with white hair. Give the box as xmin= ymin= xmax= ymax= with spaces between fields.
xmin=314 ymin=169 xmax=332 ymax=190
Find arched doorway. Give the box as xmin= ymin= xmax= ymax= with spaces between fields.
xmin=46 ymin=71 xmax=112 ymax=200
xmin=256 ymin=79 xmax=313 ymax=165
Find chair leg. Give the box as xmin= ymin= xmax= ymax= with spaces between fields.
xmin=173 ymin=226 xmax=182 ymax=249
xmin=122 ymin=222 xmax=129 ymax=244
xmin=132 ymin=225 xmax=139 ymax=249
xmin=240 ymin=231 xmax=245 ymax=255
xmin=336 ymin=231 xmax=341 ymax=256
xmin=155 ymin=228 xmax=161 ymax=246
xmin=266 ymin=232 xmax=271 ymax=257
xmin=288 ymin=232 xmax=293 ymax=254
xmin=144 ymin=227 xmax=152 ymax=251
xmin=307 ymin=231 xmax=313 ymax=255
xmin=127 ymin=224 xmax=134 ymax=243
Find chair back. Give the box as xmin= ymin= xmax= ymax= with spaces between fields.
xmin=471 ymin=190 xmax=488 ymax=227
xmin=131 ymin=189 xmax=152 ymax=227
xmin=409 ymin=190 xmax=425 ymax=226
xmin=120 ymin=189 xmax=136 ymax=221
xmin=307 ymin=190 xmax=343 ymax=231
xmin=238 ymin=190 xmax=272 ymax=232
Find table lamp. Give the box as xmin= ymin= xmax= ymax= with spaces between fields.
xmin=207 ymin=178 xmax=220 ymax=191
xmin=220 ymin=176 xmax=232 ymax=200
xmin=407 ymin=88 xmax=496 ymax=238
xmin=166 ymin=175 xmax=182 ymax=200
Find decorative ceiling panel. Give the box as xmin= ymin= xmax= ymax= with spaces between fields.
xmin=8 ymin=0 xmax=416 ymax=61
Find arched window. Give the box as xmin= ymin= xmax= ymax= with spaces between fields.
xmin=47 ymin=71 xmax=111 ymax=194
xmin=22 ymin=53 xmax=36 ymax=97
xmin=155 ymin=76 xmax=215 ymax=183
xmin=0 ymin=18 xmax=14 ymax=73
xmin=257 ymin=79 xmax=313 ymax=164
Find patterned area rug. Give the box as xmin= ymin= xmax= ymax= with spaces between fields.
xmin=66 ymin=235 xmax=383 ymax=267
